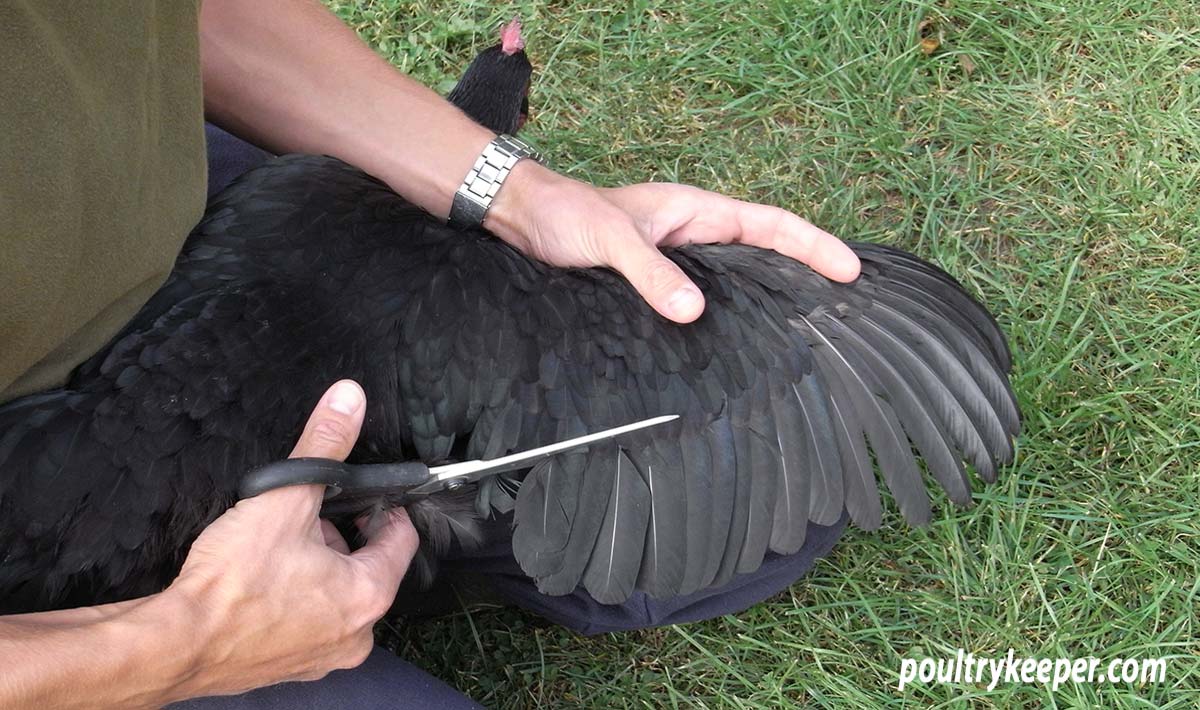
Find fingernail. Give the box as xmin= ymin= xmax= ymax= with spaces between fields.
xmin=667 ymin=286 xmax=702 ymax=318
xmin=327 ymin=380 xmax=364 ymax=415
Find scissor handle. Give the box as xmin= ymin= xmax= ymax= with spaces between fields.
xmin=238 ymin=457 xmax=431 ymax=502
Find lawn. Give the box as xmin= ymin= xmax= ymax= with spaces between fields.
xmin=327 ymin=0 xmax=1199 ymax=706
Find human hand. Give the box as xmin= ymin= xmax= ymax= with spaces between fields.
xmin=486 ymin=162 xmax=861 ymax=323
xmin=167 ymin=380 xmax=418 ymax=698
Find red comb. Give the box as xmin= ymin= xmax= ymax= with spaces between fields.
xmin=500 ymin=17 xmax=524 ymax=55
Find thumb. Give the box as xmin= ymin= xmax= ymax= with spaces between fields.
xmin=350 ymin=507 xmax=419 ymax=600
xmin=290 ymin=379 xmax=367 ymax=460
xmin=610 ymin=239 xmax=706 ymax=323
xmin=261 ymin=379 xmax=367 ymax=514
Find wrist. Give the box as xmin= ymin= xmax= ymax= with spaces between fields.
xmin=155 ymin=573 xmax=240 ymax=702
xmin=123 ymin=588 xmax=210 ymax=706
xmin=483 ymin=159 xmax=569 ymax=246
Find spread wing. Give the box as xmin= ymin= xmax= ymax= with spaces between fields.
xmin=386 ymin=211 xmax=1021 ymax=602
xmin=234 ymin=156 xmax=1016 ymax=602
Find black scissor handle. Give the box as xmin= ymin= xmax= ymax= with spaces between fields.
xmin=238 ymin=458 xmax=432 ymax=501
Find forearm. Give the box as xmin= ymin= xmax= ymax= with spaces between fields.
xmin=199 ymin=0 xmax=496 ymax=218
xmin=0 ymin=593 xmax=199 ymax=709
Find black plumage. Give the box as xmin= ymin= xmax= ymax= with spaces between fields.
xmin=0 ymin=25 xmax=1021 ymax=614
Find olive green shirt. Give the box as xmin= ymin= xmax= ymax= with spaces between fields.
xmin=0 ymin=1 xmax=206 ymax=403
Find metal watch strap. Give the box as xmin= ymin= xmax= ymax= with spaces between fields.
xmin=447 ymin=134 xmax=543 ymax=230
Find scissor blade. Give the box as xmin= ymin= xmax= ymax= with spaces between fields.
xmin=416 ymin=414 xmax=679 ymax=491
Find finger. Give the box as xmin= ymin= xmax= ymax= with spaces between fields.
xmin=349 ymin=507 xmax=420 ymax=599
xmin=354 ymin=507 xmax=390 ymax=539
xmin=731 ymin=202 xmax=861 ymax=282
xmin=320 ymin=519 xmax=351 ymax=554
xmin=608 ymin=237 xmax=706 ymax=323
xmin=290 ymin=379 xmax=367 ymax=459
xmin=262 ymin=380 xmax=368 ymax=514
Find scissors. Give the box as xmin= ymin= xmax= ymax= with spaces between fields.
xmin=239 ymin=414 xmax=678 ymax=512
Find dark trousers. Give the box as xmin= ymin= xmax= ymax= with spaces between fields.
xmin=173 ymin=125 xmax=849 ymax=709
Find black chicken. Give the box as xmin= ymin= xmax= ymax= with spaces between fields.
xmin=0 ymin=20 xmax=1019 ymax=613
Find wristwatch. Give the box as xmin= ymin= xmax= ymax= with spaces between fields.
xmin=447 ymin=134 xmax=544 ymax=230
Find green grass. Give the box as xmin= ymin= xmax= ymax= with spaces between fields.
xmin=328 ymin=1 xmax=1199 ymax=706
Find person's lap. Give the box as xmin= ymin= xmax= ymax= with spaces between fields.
xmin=169 ymin=646 xmax=485 ymax=710
xmin=176 ymin=124 xmax=849 ymax=708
